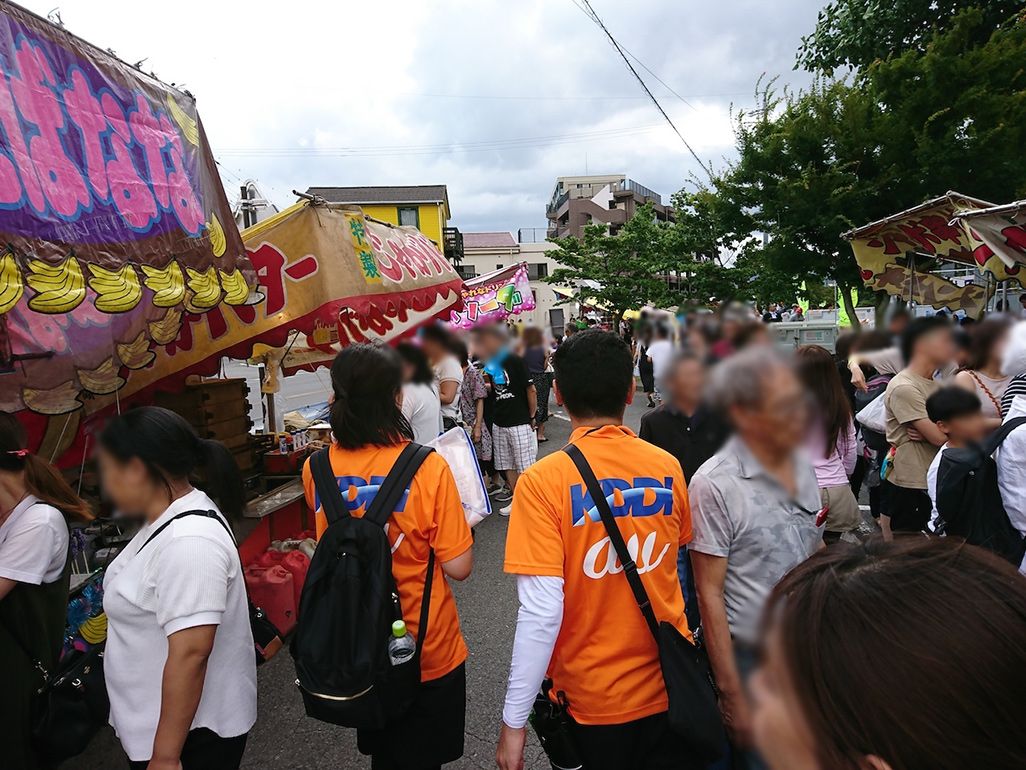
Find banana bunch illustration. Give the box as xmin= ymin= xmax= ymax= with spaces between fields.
xmin=206 ymin=212 xmax=227 ymax=257
xmin=0 ymin=248 xmax=23 ymax=314
xmin=166 ymin=93 xmax=200 ymax=145
xmin=149 ymin=307 xmax=183 ymax=344
xmin=184 ymin=266 xmax=222 ymax=312
xmin=25 ymin=256 xmax=86 ymax=314
xmin=87 ymin=263 xmax=143 ymax=313
xmin=219 ymin=268 xmax=250 ymax=305
xmin=141 ymin=261 xmax=186 ymax=307
xmin=116 ymin=330 xmax=156 ymax=370
xmin=22 ymin=380 xmax=80 ymax=415
xmin=77 ymin=357 xmax=125 ymax=395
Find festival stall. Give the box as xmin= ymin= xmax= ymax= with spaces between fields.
xmin=447 ymin=262 xmax=535 ymax=330
xmin=843 ymin=191 xmax=1026 ymax=316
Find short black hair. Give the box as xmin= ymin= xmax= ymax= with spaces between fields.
xmin=552 ymin=330 xmax=633 ymax=419
xmin=900 ymin=315 xmax=951 ymax=364
xmin=926 ymin=386 xmax=981 ymax=423
xmin=419 ymin=322 xmax=453 ymax=347
xmin=395 ymin=342 xmax=434 ymax=385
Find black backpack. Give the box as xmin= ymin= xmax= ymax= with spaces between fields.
xmin=935 ymin=417 xmax=1026 ymax=567
xmin=292 ymin=443 xmax=435 ymax=729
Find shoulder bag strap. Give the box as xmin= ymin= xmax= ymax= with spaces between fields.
xmin=311 ymin=447 xmax=349 ymax=526
xmin=967 ymin=370 xmax=1003 ymax=417
xmin=563 ymin=443 xmax=660 ymax=639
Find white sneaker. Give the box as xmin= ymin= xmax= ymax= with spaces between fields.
xmin=499 ymin=504 xmax=512 ymax=517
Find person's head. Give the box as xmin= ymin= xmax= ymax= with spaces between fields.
xmin=450 ymin=338 xmax=471 ymax=368
xmin=734 ymin=321 xmax=771 ymax=350
xmin=752 ymin=538 xmax=1026 ymax=770
xmin=794 ymin=345 xmax=852 ymax=457
xmin=925 ymin=386 xmax=987 ymax=446
xmin=552 ymin=330 xmax=634 ymax=422
xmin=900 ymin=315 xmax=954 ymax=368
xmin=887 ymin=306 xmax=911 ymax=337
xmin=395 ymin=341 xmax=434 ymax=386
xmin=327 ymin=344 xmax=412 ymax=450
xmin=0 ymin=412 xmax=92 ymax=520
xmin=707 ymin=347 xmax=806 ymax=453
xmin=653 ymin=324 xmax=670 ymax=341
xmin=418 ymin=323 xmax=453 ymax=363
xmin=522 ymin=325 xmax=544 ymax=349
xmin=98 ymin=407 xmax=244 ymax=521
xmin=964 ymin=317 xmax=1012 ymax=372
xmin=684 ymin=326 xmax=710 ymax=358
xmin=472 ymin=323 xmax=509 ymax=360
xmin=666 ymin=352 xmax=706 ymax=411
xmin=1019 ymin=294 xmax=1026 ymax=309
xmin=564 ymin=324 xmax=576 ymax=340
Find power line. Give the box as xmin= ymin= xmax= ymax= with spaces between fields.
xmin=571 ymin=0 xmax=714 ymax=179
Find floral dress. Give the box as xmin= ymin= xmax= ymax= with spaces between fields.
xmin=459 ymin=365 xmax=491 ymax=461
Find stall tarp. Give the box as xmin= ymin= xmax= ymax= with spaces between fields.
xmin=951 ymin=200 xmax=1026 ymax=273
xmin=448 ymin=263 xmax=535 ymax=329
xmin=843 ymin=192 xmax=1024 ymax=316
xmin=139 ymin=200 xmax=465 ymax=382
xmin=0 ymin=0 xmax=254 ymax=416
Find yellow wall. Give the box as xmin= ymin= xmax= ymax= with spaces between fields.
xmin=360 ymin=203 xmax=447 ymax=252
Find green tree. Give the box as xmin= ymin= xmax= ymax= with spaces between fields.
xmin=545 ymin=204 xmax=672 ymax=319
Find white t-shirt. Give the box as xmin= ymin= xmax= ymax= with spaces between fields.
xmin=402 ymin=382 xmax=442 ymax=443
xmin=926 ymin=442 xmax=949 ymax=533
xmin=102 ymin=488 xmax=257 ymax=761
xmin=647 ymin=339 xmax=674 ymax=385
xmin=435 ymin=354 xmax=464 ymax=422
xmin=0 ymin=495 xmax=68 ymax=584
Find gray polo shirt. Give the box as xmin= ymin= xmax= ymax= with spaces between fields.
xmin=689 ymin=437 xmax=824 ymax=643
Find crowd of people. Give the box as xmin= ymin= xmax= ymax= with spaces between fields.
xmin=3 ymin=306 xmax=1026 ymax=770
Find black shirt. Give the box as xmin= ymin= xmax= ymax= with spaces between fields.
xmin=639 ymin=404 xmax=731 ymax=483
xmin=488 ymin=354 xmax=533 ymax=428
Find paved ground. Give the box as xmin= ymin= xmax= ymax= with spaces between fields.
xmin=70 ymin=396 xmax=651 ymax=769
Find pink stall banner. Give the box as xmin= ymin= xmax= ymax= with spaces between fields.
xmin=448 ymin=263 xmax=535 ymax=329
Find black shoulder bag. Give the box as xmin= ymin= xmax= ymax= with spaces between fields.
xmin=139 ymin=509 xmax=283 ymax=665
xmin=563 ymin=443 xmax=726 ymax=763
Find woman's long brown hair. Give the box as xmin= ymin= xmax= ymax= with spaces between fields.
xmin=0 ymin=412 xmax=93 ymax=520
xmin=794 ymin=344 xmax=852 ymax=458
xmin=764 ymin=538 xmax=1026 ymax=770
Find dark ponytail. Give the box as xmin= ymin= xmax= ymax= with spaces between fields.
xmin=329 ymin=344 xmax=413 ymax=449
xmin=99 ymin=407 xmax=245 ymax=522
xmin=0 ymin=412 xmax=93 ymax=520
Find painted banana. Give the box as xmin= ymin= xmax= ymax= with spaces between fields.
xmin=219 ymin=268 xmax=250 ymax=305
xmin=116 ymin=330 xmax=156 ymax=369
xmin=0 ymin=248 xmax=23 ymax=314
xmin=25 ymin=256 xmax=86 ymax=314
xmin=207 ymin=212 xmax=227 ymax=257
xmin=87 ymin=263 xmax=143 ymax=313
xmin=142 ymin=261 xmax=186 ymax=307
xmin=22 ymin=380 xmax=80 ymax=414
xmin=148 ymin=307 xmax=183 ymax=344
xmin=77 ymin=357 xmax=125 ymax=395
xmin=166 ymin=93 xmax=200 ymax=145
xmin=184 ymin=266 xmax=222 ymax=312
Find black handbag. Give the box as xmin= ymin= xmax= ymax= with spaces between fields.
xmin=563 ymin=444 xmax=726 ymax=763
xmin=139 ymin=509 xmax=283 ymax=665
xmin=3 ymin=619 xmax=109 ymax=764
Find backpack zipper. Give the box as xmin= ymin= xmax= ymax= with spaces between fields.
xmin=295 ymin=680 xmax=373 ymax=701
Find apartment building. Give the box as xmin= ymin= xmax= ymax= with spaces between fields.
xmin=545 ymin=173 xmax=674 ymax=240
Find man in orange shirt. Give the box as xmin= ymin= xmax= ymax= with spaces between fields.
xmin=496 ymin=330 xmax=700 ymax=770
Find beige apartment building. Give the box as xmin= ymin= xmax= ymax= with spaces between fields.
xmin=545 ymin=173 xmax=674 ymax=240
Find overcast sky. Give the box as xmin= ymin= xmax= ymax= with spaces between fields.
xmin=23 ymin=0 xmax=823 ymax=233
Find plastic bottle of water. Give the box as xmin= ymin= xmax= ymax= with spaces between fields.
xmin=388 ymin=620 xmax=416 ymax=666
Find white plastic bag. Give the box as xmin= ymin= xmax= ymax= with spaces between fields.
xmin=855 ymin=394 xmax=888 ymax=435
xmin=429 ymin=427 xmax=491 ymax=527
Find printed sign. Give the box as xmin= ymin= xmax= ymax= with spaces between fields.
xmin=448 ymin=263 xmax=535 ymax=329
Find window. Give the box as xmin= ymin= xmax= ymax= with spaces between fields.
xmin=527 ymin=263 xmax=549 ymax=280
xmin=496 ymin=263 xmax=504 ymax=270
xmin=397 ymin=207 xmax=419 ymax=227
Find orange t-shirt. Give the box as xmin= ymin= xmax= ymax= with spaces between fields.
xmin=504 ymin=425 xmax=692 ymax=725
xmin=302 ymin=442 xmax=473 ymax=682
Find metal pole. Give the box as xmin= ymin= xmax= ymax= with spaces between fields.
xmin=240 ymin=184 xmax=278 ymax=433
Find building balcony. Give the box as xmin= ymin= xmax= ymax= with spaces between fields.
xmin=443 ymin=226 xmax=464 ymax=266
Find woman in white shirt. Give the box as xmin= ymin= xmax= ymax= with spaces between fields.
xmin=397 ymin=342 xmax=442 ymax=443
xmin=420 ymin=323 xmax=464 ymax=430
xmin=0 ymin=411 xmax=92 ymax=770
xmin=98 ymin=407 xmax=257 ymax=770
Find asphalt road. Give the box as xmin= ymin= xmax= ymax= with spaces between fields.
xmin=70 ymin=394 xmax=652 ymax=770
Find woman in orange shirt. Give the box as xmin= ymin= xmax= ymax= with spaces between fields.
xmin=301 ymin=344 xmax=473 ymax=770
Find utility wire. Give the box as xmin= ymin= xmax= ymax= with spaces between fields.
xmin=571 ymin=0 xmax=714 ymax=179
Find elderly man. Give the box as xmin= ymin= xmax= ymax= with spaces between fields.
xmin=689 ymin=348 xmax=824 ymax=770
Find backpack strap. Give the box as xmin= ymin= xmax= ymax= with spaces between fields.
xmin=983 ymin=416 xmax=1026 ymax=456
xmin=311 ymin=447 xmax=349 ymax=526
xmin=363 ymin=443 xmax=434 ymax=528
xmin=563 ymin=443 xmax=660 ymax=640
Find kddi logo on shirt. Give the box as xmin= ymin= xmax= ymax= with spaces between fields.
xmin=316 ymin=476 xmax=412 ymax=553
xmin=570 ymin=477 xmax=675 ymax=579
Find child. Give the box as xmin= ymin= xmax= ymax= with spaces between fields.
xmin=925 ymin=386 xmax=988 ymax=531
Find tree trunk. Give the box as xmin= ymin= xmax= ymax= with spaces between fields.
xmin=840 ymin=287 xmax=859 ymax=329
